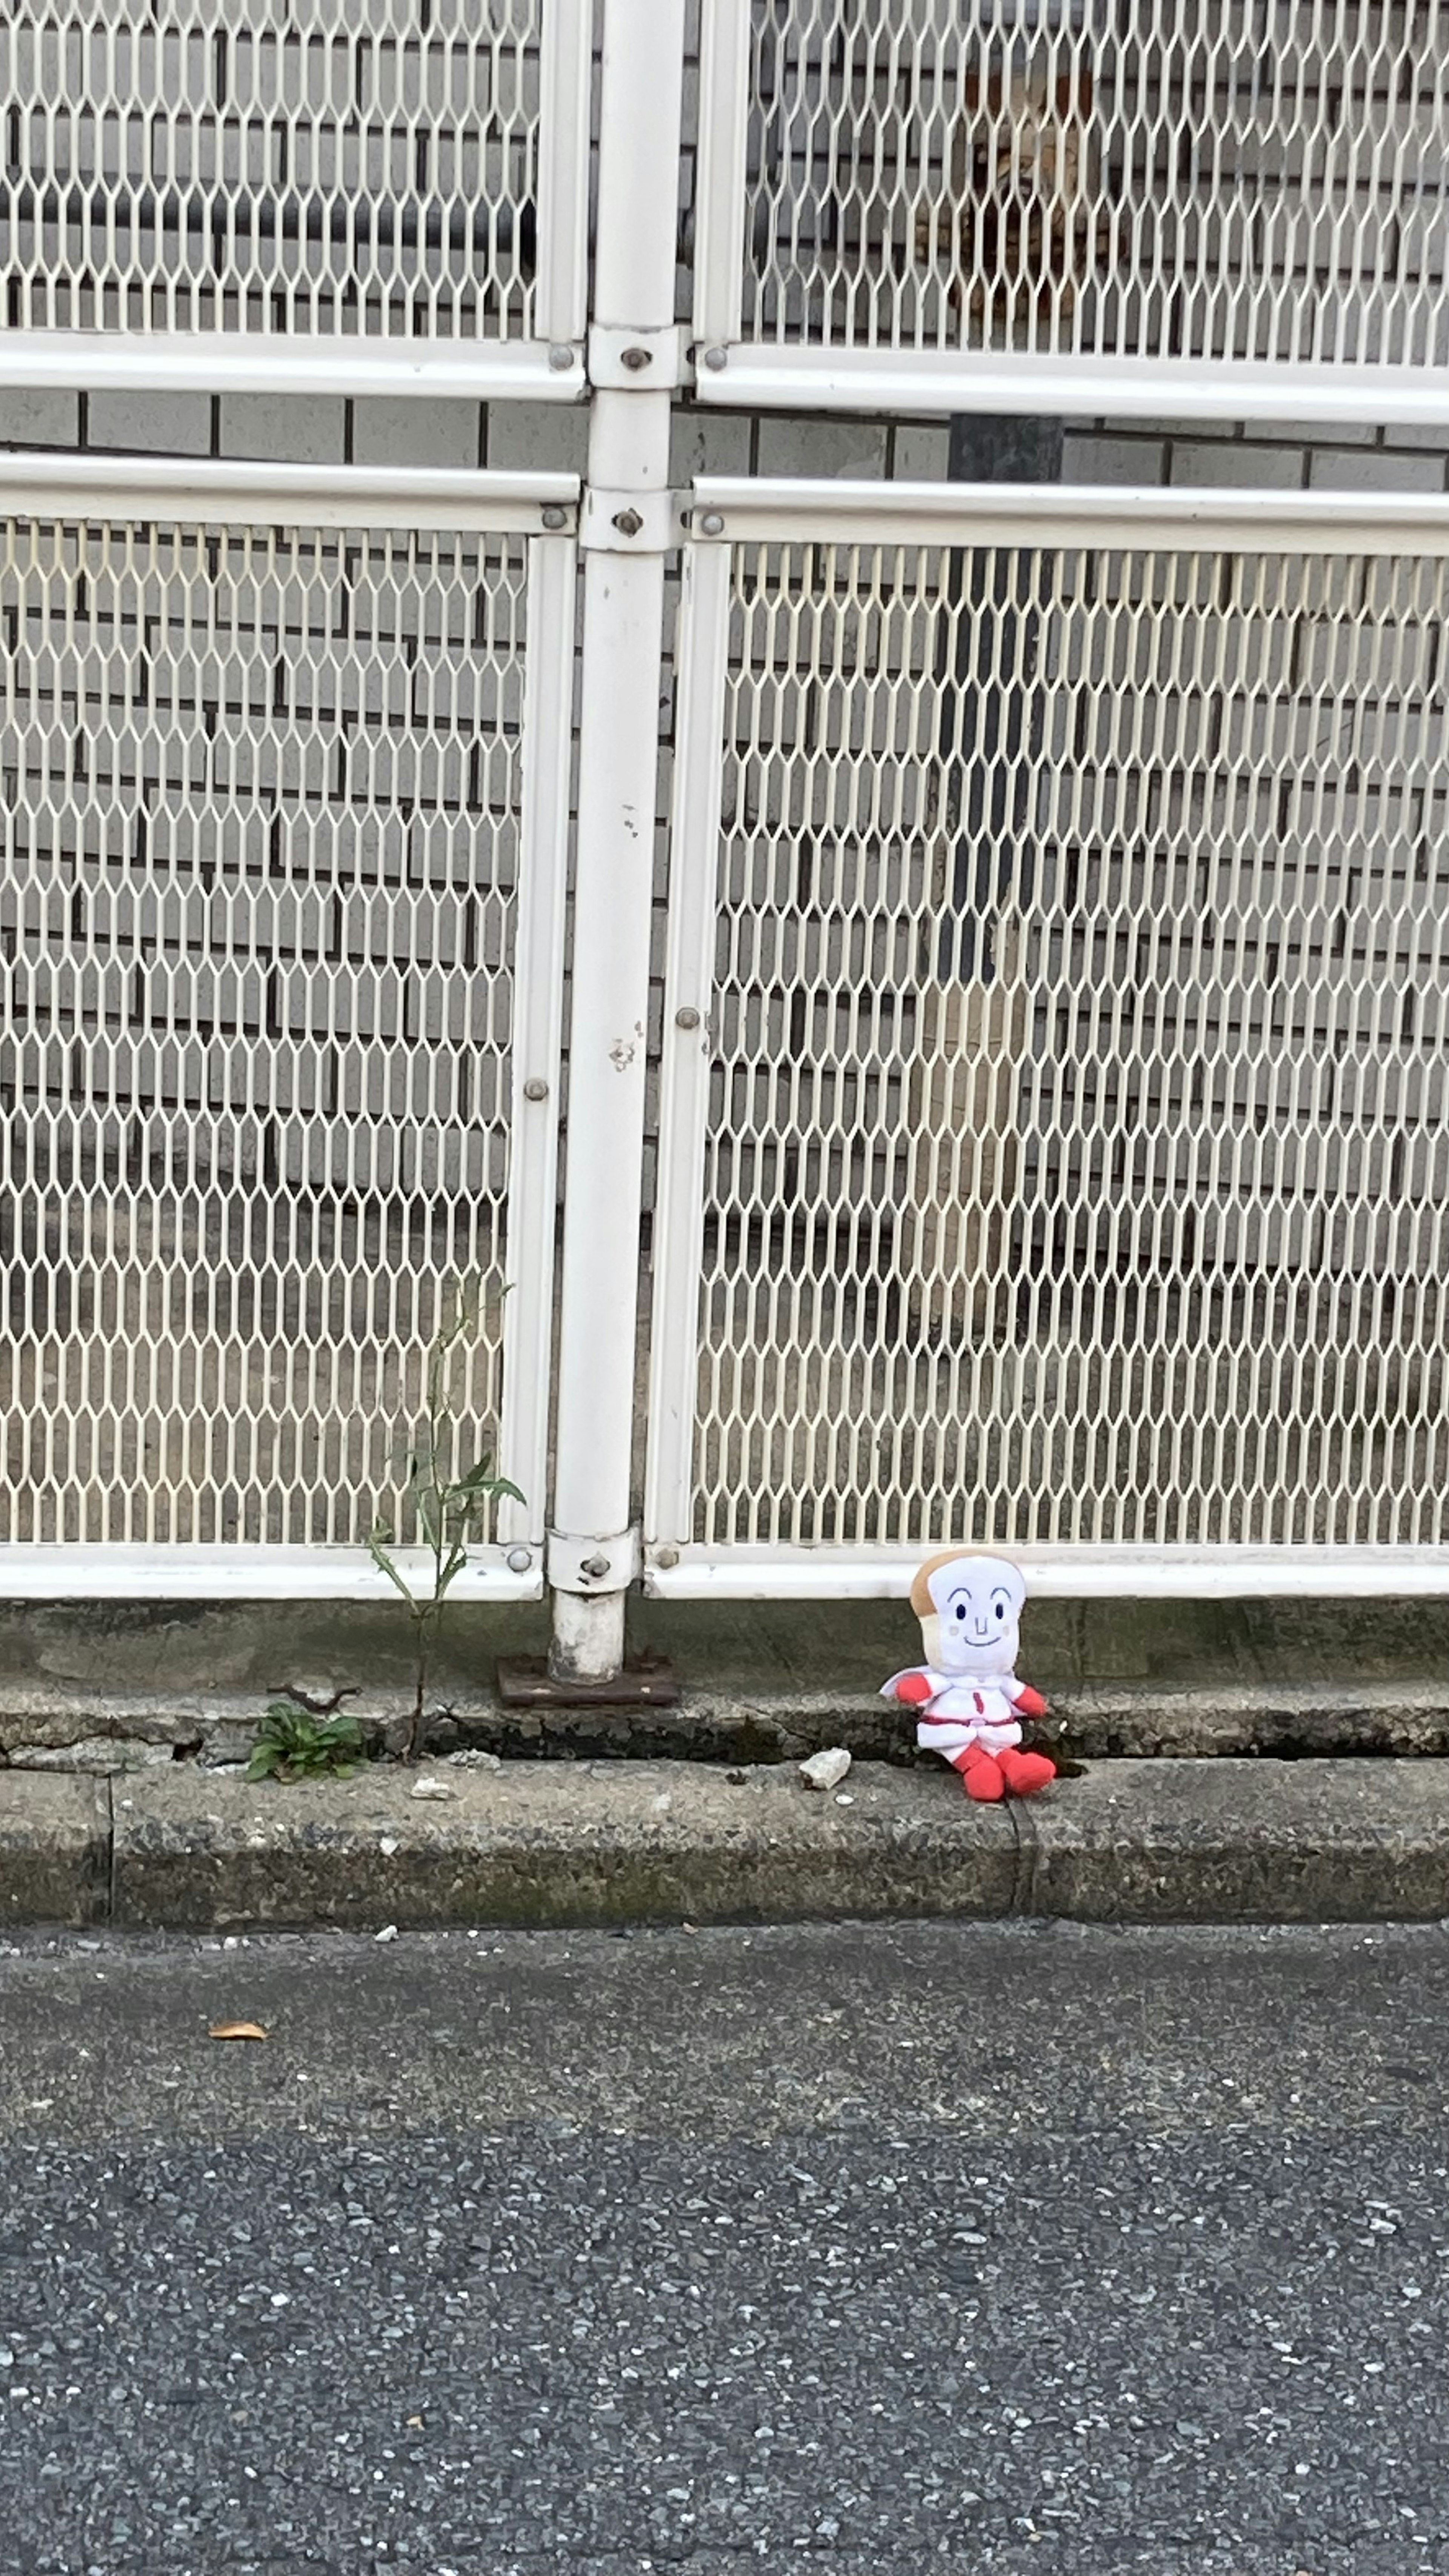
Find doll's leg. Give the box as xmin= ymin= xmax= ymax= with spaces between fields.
xmin=997 ymin=1746 xmax=1056 ymax=1797
xmin=950 ymin=1747 xmax=1005 ymax=1802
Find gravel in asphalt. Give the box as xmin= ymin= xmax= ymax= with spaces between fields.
xmin=0 ymin=1918 xmax=1443 ymax=2574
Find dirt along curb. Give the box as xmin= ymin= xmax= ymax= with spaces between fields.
xmin=5 ymin=1675 xmax=1449 ymax=1777
xmin=4 ymin=1757 xmax=1449 ymax=1931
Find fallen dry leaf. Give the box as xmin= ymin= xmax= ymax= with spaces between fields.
xmin=208 ymin=2020 xmax=268 ymax=2042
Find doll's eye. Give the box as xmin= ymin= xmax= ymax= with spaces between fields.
xmin=955 ymin=1602 xmax=966 ymax=1619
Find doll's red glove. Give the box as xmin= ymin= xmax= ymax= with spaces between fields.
xmin=895 ymin=1672 xmax=935 ymax=1706
xmin=1012 ymin=1685 xmax=1049 ymax=1719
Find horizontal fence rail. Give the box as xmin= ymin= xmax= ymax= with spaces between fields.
xmin=0 ymin=458 xmax=577 ymax=1597
xmin=647 ymin=479 xmax=1449 ymax=1596
xmin=694 ymin=0 xmax=1449 ymax=424
xmin=0 ymin=0 xmax=591 ymax=396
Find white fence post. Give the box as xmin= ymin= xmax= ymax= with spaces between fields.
xmin=497 ymin=529 xmax=578 ymax=1563
xmin=534 ymin=0 xmax=595 ymax=357
xmin=643 ymin=541 xmax=732 ymax=1569
xmin=693 ymin=0 xmax=751 ymax=358
xmin=546 ymin=0 xmax=689 ymax=1684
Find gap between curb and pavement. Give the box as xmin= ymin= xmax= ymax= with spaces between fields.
xmin=6 ymin=1758 xmax=1449 ymax=1932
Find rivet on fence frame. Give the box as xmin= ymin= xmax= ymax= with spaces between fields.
xmin=702 ymin=346 xmax=728 ymax=371
xmin=654 ymin=1547 xmax=680 ymax=1570
xmin=675 ymin=1006 xmax=701 ymax=1031
xmin=548 ymin=344 xmax=575 ymax=371
xmin=620 ymin=346 xmax=653 ymax=370
xmin=698 ymin=512 xmax=725 ymax=537
xmin=612 ymin=508 xmax=644 ymax=537
xmin=540 ymin=505 xmax=568 ymax=530
xmin=506 ymin=1547 xmax=533 ymax=1574
xmin=523 ymin=1077 xmax=550 ymax=1101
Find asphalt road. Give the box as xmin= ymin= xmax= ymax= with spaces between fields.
xmin=0 ymin=1918 xmax=1445 ymax=2575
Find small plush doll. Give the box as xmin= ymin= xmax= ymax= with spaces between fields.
xmin=881 ymin=1550 xmax=1057 ymax=1801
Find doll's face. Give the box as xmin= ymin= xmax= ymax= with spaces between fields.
xmin=924 ymin=1554 xmax=1026 ymax=1676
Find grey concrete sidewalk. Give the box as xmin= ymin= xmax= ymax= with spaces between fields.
xmin=8 ymin=1755 xmax=1449 ymax=1932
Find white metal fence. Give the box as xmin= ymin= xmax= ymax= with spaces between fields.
xmin=6 ymin=0 xmax=1449 ymax=1622
xmin=694 ymin=0 xmax=1449 ymax=424
xmin=646 ymin=480 xmax=1449 ymax=1596
xmin=0 ymin=0 xmax=591 ymax=398
xmin=0 ymin=455 xmax=575 ymax=1597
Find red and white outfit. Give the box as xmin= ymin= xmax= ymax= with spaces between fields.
xmin=880 ymin=1552 xmax=1056 ymax=1802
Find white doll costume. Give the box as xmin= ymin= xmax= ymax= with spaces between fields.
xmin=881 ymin=1552 xmax=1055 ymax=1801
xmin=885 ymin=1673 xmax=1033 ymax=1758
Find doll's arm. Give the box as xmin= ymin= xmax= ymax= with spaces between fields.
xmin=1008 ymin=1682 xmax=1049 ymax=1719
xmin=880 ymin=1668 xmax=937 ymax=1707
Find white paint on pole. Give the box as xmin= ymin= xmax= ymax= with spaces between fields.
xmin=546 ymin=0 xmax=688 ymax=1686
xmin=498 ymin=532 xmax=578 ymax=1551
xmin=534 ymin=0 xmax=595 ymax=350
xmin=643 ymin=542 xmax=732 ymax=1555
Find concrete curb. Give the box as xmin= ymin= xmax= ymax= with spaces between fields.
xmin=0 ymin=1774 xmax=109 ymax=1925
xmin=5 ymin=1758 xmax=1449 ymax=1929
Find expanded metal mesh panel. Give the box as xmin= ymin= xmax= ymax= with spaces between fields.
xmin=0 ymin=512 xmax=531 ymax=1545
xmin=0 ymin=0 xmax=541 ymax=340
xmin=738 ymin=0 xmax=1449 ymax=364
xmin=684 ymin=531 xmax=1449 ymax=1553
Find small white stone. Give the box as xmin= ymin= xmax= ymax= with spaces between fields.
xmin=447 ymin=1749 xmax=502 ymax=1772
xmin=835 ymin=1793 xmax=855 ymax=1806
xmin=409 ymin=1777 xmax=457 ymax=1802
xmin=379 ymin=1836 xmax=400 ymax=1857
xmin=651 ymin=1792 xmax=672 ymax=1814
xmin=374 ymin=1923 xmax=400 ymax=1944
xmin=799 ymin=1747 xmax=852 ymax=1792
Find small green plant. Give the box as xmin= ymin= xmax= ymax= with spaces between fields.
xmin=368 ymin=1282 xmax=524 ymax=1760
xmin=248 ymin=1688 xmax=364 ymax=1783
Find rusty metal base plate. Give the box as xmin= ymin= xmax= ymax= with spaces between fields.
xmin=495 ymin=1656 xmax=680 ymax=1710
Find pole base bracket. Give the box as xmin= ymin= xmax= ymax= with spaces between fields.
xmin=496 ymin=1656 xmax=680 ymax=1710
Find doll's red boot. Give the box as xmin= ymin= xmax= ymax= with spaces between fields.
xmin=954 ymin=1749 xmax=1006 ymax=1802
xmin=997 ymin=1746 xmax=1056 ymax=1797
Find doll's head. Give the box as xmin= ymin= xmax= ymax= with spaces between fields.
xmin=910 ymin=1550 xmax=1026 ymax=1679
